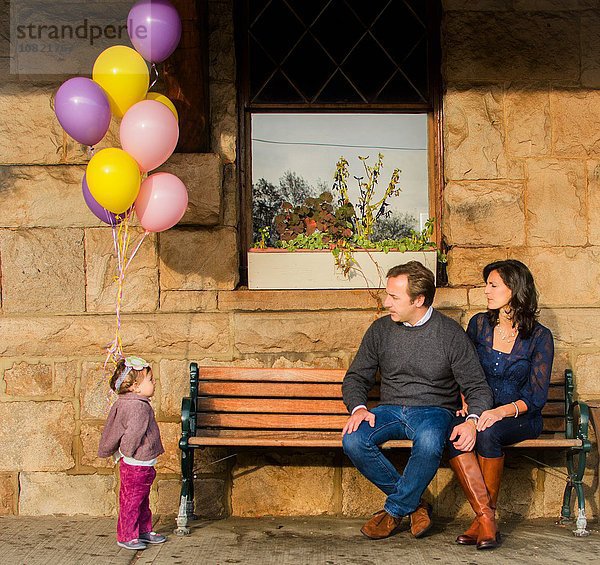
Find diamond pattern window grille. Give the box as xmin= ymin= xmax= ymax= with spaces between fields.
xmin=244 ymin=0 xmax=435 ymax=107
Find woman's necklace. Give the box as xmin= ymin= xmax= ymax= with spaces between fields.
xmin=496 ymin=323 xmax=517 ymax=342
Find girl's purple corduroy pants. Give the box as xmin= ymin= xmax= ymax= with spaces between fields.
xmin=117 ymin=460 xmax=156 ymax=542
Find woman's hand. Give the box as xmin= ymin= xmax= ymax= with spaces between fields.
xmin=456 ymin=395 xmax=468 ymax=417
xmin=477 ymin=408 xmax=505 ymax=432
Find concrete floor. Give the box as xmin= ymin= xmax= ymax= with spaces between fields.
xmin=0 ymin=515 xmax=599 ymax=565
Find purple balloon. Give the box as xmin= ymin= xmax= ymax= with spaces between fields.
xmin=128 ymin=0 xmax=182 ymax=63
xmin=55 ymin=78 xmax=111 ymax=146
xmin=82 ymin=174 xmax=124 ymax=226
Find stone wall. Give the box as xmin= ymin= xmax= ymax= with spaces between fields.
xmin=0 ymin=0 xmax=598 ymax=521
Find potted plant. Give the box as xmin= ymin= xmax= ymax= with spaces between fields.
xmin=248 ymin=154 xmax=440 ymax=290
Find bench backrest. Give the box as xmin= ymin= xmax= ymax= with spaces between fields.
xmin=189 ymin=364 xmax=571 ymax=437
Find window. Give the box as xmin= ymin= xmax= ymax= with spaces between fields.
xmin=236 ymin=0 xmax=442 ymax=278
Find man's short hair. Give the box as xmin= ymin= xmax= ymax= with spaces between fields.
xmin=386 ymin=261 xmax=436 ymax=307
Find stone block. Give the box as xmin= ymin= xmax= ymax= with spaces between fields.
xmin=0 ymin=165 xmax=97 ymax=228
xmin=85 ymin=227 xmax=159 ymax=313
xmin=581 ymin=11 xmax=600 ymax=87
xmin=157 ymin=153 xmax=222 ymax=226
xmin=0 ymin=474 xmax=17 ymax=515
xmin=341 ymin=465 xmax=386 ymax=517
xmin=525 ymin=160 xmax=587 ymax=246
xmin=160 ymin=291 xmax=218 ymax=312
xmin=443 ymin=0 xmax=511 ymax=9
xmin=551 ymin=90 xmax=600 ymax=157
xmin=551 ymin=351 xmax=571 ymax=385
xmin=516 ymin=247 xmax=600 ymax=306
xmin=0 ymin=401 xmax=74 ymax=471
xmin=505 ymin=88 xmax=551 ymax=157
xmin=54 ymin=361 xmax=78 ymax=397
xmin=444 ymin=181 xmax=525 ymax=246
xmin=444 ymin=12 xmax=579 ymax=83
xmin=587 ymin=161 xmax=600 ymax=245
xmin=159 ymin=227 xmax=238 ymax=290
xmin=156 ymin=422 xmax=181 ymax=474
xmin=446 ymin=247 xmax=508 ymax=287
xmin=514 ymin=0 xmax=599 ymax=11
xmin=232 ymin=452 xmax=336 ymax=516
xmin=80 ymin=422 xmax=113 ymax=469
xmin=4 ymin=361 xmax=52 ymax=396
xmin=234 ymin=311 xmax=375 ymax=354
xmin=0 ymin=83 xmax=120 ymax=165
xmin=432 ymin=287 xmax=468 ymax=309
xmin=19 ymin=473 xmax=116 ymax=516
xmin=0 ymin=228 xmax=85 ymax=313
xmin=158 ymin=359 xmax=189 ymax=418
xmin=444 ymin=88 xmax=521 ymax=181
xmin=222 ymin=162 xmax=237 ymax=227
xmin=0 ymin=313 xmax=231 ymax=357
xmin=218 ymin=289 xmax=385 ymax=312
xmin=80 ymin=362 xmax=116 ymax=420
xmin=574 ymin=353 xmax=600 ymax=399
xmin=209 ymin=2 xmax=235 ymax=82
xmin=194 ymin=478 xmax=227 ymax=518
xmin=539 ymin=308 xmax=600 ymax=348
xmin=468 ymin=287 xmax=487 ymax=309
xmin=499 ymin=464 xmax=543 ymax=519
xmin=155 ymin=479 xmax=181 ymax=515
xmin=210 ymin=81 xmax=236 ymax=164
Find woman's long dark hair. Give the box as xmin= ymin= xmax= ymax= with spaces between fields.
xmin=483 ymin=259 xmax=539 ymax=339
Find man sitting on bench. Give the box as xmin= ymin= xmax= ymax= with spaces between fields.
xmin=342 ymin=261 xmax=493 ymax=540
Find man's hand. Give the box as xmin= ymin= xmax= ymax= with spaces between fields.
xmin=342 ymin=408 xmax=375 ymax=436
xmin=449 ymin=419 xmax=477 ymax=452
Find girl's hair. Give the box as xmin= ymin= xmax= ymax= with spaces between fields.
xmin=109 ymin=359 xmax=148 ymax=394
xmin=483 ymin=259 xmax=539 ymax=338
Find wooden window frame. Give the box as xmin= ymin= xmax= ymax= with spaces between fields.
xmin=235 ymin=0 xmax=444 ymax=285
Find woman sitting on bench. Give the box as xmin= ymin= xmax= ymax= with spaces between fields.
xmin=448 ymin=259 xmax=554 ymax=550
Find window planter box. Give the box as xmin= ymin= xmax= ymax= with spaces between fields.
xmin=247 ymin=249 xmax=437 ymax=290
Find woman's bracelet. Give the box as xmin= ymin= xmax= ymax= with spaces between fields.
xmin=511 ymin=401 xmax=520 ymax=418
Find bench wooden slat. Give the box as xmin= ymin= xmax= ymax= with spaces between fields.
xmin=547 ymin=386 xmax=565 ymax=400
xmin=196 ymin=397 xmax=564 ymax=417
xmin=188 ymin=430 xmax=583 ymax=449
xmin=197 ymin=398 xmax=350 ymax=414
xmin=199 ymin=382 xmax=354 ymax=398
xmin=199 ymin=367 xmax=346 ymax=382
xmin=197 ymin=413 xmax=350 ymax=429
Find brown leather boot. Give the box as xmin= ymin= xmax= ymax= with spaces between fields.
xmin=360 ymin=509 xmax=403 ymax=539
xmin=456 ymin=455 xmax=505 ymax=545
xmin=449 ymin=453 xmax=499 ymax=550
xmin=410 ymin=501 xmax=432 ymax=538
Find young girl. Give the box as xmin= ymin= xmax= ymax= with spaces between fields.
xmin=98 ymin=356 xmax=166 ymax=551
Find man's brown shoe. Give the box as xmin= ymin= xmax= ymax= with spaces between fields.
xmin=360 ymin=510 xmax=403 ymax=539
xmin=410 ymin=501 xmax=432 ymax=538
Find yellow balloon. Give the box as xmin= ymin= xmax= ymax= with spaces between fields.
xmin=146 ymin=92 xmax=179 ymax=121
xmin=86 ymin=148 xmax=141 ymax=214
xmin=93 ymin=46 xmax=149 ymax=118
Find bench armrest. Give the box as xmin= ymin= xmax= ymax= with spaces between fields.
xmin=179 ymin=397 xmax=193 ymax=450
xmin=566 ymin=399 xmax=591 ymax=448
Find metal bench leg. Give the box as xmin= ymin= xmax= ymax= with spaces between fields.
xmin=187 ymin=449 xmax=197 ymax=520
xmin=174 ymin=448 xmax=193 ymax=536
xmin=572 ymin=446 xmax=590 ymax=537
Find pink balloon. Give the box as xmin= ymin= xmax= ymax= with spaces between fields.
xmin=135 ymin=172 xmax=188 ymax=232
xmin=120 ymin=100 xmax=178 ymax=172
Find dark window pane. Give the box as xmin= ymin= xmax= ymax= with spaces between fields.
xmin=256 ymin=70 xmax=305 ymax=103
xmin=282 ymin=35 xmax=337 ymax=100
xmin=342 ymin=35 xmax=396 ymax=101
xmin=286 ymin=0 xmax=331 ymax=26
xmin=316 ymin=70 xmax=365 ymax=103
xmin=311 ymin=0 xmax=365 ymax=64
xmin=398 ymin=38 xmax=429 ymax=102
xmin=248 ymin=0 xmax=272 ymax=24
xmin=249 ymin=37 xmax=276 ymax=99
xmin=346 ymin=0 xmax=393 ymax=27
xmin=250 ymin=1 xmax=304 ymax=64
xmin=375 ymin=70 xmax=424 ymax=104
xmin=372 ymin=1 xmax=426 ymax=65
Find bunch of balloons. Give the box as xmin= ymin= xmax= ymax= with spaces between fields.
xmin=54 ymin=0 xmax=188 ymax=234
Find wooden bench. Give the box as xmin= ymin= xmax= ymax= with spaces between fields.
xmin=176 ymin=364 xmax=592 ymax=536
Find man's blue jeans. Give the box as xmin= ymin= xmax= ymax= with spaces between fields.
xmin=342 ymin=405 xmax=453 ymax=518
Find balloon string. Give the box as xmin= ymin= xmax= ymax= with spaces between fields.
xmin=104 ymin=210 xmax=145 ymax=369
xmin=149 ymin=63 xmax=159 ymax=90
xmin=87 ymin=146 xmax=96 ymax=158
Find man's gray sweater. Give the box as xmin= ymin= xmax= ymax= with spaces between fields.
xmin=342 ymin=309 xmax=492 ymax=416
